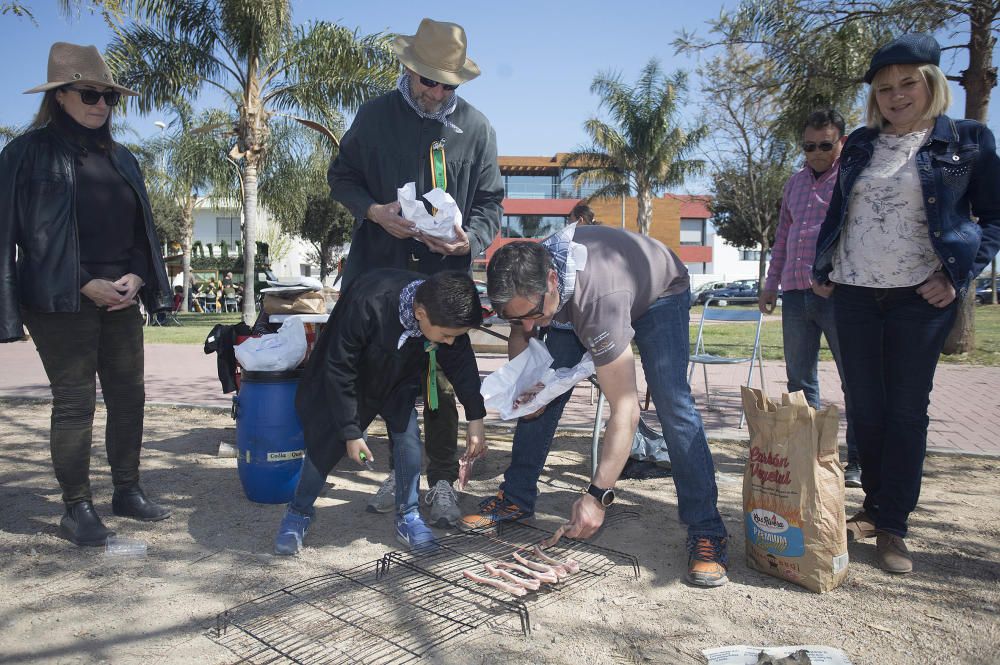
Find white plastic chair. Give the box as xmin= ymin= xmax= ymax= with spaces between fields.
xmin=688 ymin=300 xmax=765 ymax=428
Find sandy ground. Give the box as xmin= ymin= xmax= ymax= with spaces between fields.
xmin=0 ymin=398 xmax=998 ymax=665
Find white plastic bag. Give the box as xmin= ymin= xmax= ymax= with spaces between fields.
xmin=234 ymin=317 xmax=307 ymax=371
xmin=481 ymin=338 xmax=595 ymax=420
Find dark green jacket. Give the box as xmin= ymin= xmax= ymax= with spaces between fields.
xmin=329 ymin=91 xmax=503 ymax=288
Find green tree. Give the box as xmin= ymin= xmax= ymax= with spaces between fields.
xmin=702 ymin=47 xmax=798 ymax=285
xmin=563 ymin=59 xmax=708 ymax=236
xmin=139 ymin=104 xmax=234 ymax=312
xmin=301 ymin=196 xmax=354 ymax=283
xmin=677 ymin=0 xmax=998 ymax=353
xmin=106 ymin=0 xmax=397 ymax=321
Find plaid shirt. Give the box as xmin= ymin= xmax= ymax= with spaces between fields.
xmin=764 ymin=161 xmax=840 ymax=292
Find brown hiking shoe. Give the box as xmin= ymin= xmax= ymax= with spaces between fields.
xmin=456 ymin=491 xmax=532 ymax=532
xmin=876 ymin=532 xmax=912 ymax=574
xmin=685 ymin=536 xmax=729 ymax=587
xmin=846 ymin=510 xmax=877 ymax=542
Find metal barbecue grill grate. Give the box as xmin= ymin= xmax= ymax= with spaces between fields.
xmin=213 ymin=518 xmax=639 ymax=664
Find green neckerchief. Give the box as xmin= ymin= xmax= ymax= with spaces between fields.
xmin=429 ymin=139 xmax=446 ymax=214
xmin=424 ymin=341 xmax=439 ymax=410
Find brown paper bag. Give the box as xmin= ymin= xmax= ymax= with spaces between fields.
xmin=262 ymin=291 xmax=325 ymax=315
xmin=741 ymin=386 xmax=848 ymax=593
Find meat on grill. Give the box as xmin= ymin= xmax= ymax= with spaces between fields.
xmin=462 ymin=569 xmax=527 ymax=596
xmin=533 ymin=546 xmax=581 ymax=575
xmin=484 ymin=563 xmax=541 ymax=591
xmin=511 ymin=552 xmax=564 ymax=582
xmin=500 ymin=557 xmax=560 ymax=584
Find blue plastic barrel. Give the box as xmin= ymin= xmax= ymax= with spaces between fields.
xmin=235 ymin=369 xmax=305 ymax=504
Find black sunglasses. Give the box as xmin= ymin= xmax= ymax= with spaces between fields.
xmin=66 ymin=87 xmax=121 ymax=107
xmin=502 ymin=292 xmax=547 ymax=324
xmin=801 ymin=141 xmax=835 ymax=153
xmin=418 ymin=75 xmax=459 ymax=91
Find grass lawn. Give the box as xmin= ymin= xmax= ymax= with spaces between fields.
xmin=692 ymin=302 xmax=1000 ymax=366
xmin=145 ymin=304 xmax=1000 ymax=367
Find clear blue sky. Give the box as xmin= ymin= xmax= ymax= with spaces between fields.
xmin=2 ymin=1 xmax=997 ymax=195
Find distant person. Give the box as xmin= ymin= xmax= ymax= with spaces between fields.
xmin=0 ymin=42 xmax=173 ymax=546
xmin=273 ymin=270 xmax=487 ymax=555
xmin=570 ymin=203 xmax=599 ymax=225
xmin=813 ymin=34 xmax=1000 ymax=574
xmin=759 ymin=109 xmax=861 ymax=488
xmin=221 ymin=271 xmax=234 ymax=288
xmin=328 ymin=18 xmax=503 ymax=527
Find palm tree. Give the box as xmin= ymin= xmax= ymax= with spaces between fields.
xmin=140 ymin=103 xmax=235 ymax=312
xmin=106 ymin=1 xmax=397 ymax=320
xmin=564 ymin=59 xmax=708 ymax=236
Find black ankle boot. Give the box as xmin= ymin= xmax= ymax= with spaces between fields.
xmin=112 ymin=486 xmax=172 ymax=522
xmin=59 ymin=501 xmax=115 ymax=546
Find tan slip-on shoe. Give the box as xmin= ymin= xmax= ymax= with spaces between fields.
xmin=876 ymin=532 xmax=913 ymax=574
xmin=846 ymin=510 xmax=877 ymax=542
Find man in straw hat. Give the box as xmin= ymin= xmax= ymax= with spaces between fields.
xmin=329 ymin=19 xmax=502 ymax=529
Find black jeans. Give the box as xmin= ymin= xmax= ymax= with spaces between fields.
xmin=833 ymin=284 xmax=956 ymax=537
xmin=22 ymin=300 xmax=146 ymax=505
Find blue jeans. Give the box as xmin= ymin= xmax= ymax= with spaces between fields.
xmin=781 ymin=289 xmax=859 ymax=465
xmin=833 ymin=284 xmax=956 ymax=537
xmin=500 ymin=291 xmax=727 ymax=539
xmin=290 ymin=408 xmax=423 ymax=517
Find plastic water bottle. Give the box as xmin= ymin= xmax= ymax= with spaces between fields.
xmin=105 ymin=536 xmax=147 ymax=559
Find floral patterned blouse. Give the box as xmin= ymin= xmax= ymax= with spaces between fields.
xmin=830 ymin=128 xmax=941 ymax=287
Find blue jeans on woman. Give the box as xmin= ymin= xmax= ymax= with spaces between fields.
xmin=500 ymin=290 xmax=727 ymax=539
xmin=290 ymin=408 xmax=423 ymax=517
xmin=781 ymin=288 xmax=858 ymax=465
xmin=833 ymin=284 xmax=956 ymax=538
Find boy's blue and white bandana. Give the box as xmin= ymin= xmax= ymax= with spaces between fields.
xmin=397 ymin=279 xmax=425 ymax=349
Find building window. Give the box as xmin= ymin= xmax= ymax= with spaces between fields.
xmin=740 ymin=249 xmax=770 ymax=261
xmin=558 ymin=169 xmax=605 ymax=199
xmin=216 ymin=216 xmax=240 ymax=246
xmin=680 ymin=218 xmax=707 ymax=245
xmin=502 ymin=215 xmax=568 ymax=239
xmin=504 ymin=175 xmax=557 ymax=199
xmin=300 ymin=264 xmax=312 ymax=277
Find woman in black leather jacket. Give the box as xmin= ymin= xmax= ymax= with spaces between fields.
xmin=0 ymin=43 xmax=173 ymax=546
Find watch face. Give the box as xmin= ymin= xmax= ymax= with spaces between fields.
xmin=601 ymin=489 xmax=615 ymax=507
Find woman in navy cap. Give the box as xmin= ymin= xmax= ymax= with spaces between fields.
xmin=812 ymin=33 xmax=1000 ymax=574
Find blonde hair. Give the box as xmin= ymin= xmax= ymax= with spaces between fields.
xmin=865 ymin=63 xmax=951 ymax=129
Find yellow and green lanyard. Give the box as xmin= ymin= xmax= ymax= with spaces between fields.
xmin=422 ymin=138 xmax=447 ymax=410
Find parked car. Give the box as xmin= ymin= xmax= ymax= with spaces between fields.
xmin=975 ymin=277 xmax=998 ymax=304
xmin=697 ymin=279 xmax=761 ymax=305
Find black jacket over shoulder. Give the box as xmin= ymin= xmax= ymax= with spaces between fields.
xmin=0 ymin=125 xmax=172 ymax=342
xmin=295 ymin=269 xmax=486 ymax=471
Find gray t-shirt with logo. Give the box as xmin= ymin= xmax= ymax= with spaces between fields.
xmin=551 ymin=225 xmax=689 ymax=366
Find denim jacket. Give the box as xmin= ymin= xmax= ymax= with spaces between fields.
xmin=814 ymin=115 xmax=1000 ymax=297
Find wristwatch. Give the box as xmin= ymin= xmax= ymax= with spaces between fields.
xmin=586 ymin=483 xmax=616 ymax=508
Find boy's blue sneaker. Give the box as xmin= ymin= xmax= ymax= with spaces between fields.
xmin=395 ymin=511 xmax=437 ymax=552
xmin=274 ymin=509 xmax=311 ymax=556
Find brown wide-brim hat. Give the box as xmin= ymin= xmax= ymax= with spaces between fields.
xmin=23 ymin=42 xmax=138 ymax=96
xmin=392 ymin=18 xmax=480 ymax=86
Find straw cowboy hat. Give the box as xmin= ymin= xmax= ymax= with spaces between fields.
xmin=392 ymin=18 xmax=480 ymax=86
xmin=23 ymin=42 xmax=138 ymax=96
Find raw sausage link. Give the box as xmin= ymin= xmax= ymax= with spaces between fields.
xmin=463 ymin=569 xmax=527 ymax=596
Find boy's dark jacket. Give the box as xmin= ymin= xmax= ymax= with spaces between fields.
xmin=295 ymin=269 xmax=486 ymax=470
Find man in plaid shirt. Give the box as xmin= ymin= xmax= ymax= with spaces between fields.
xmin=759 ymin=109 xmax=861 ymax=487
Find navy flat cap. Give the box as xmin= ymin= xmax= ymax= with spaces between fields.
xmin=864 ymin=33 xmax=941 ymax=83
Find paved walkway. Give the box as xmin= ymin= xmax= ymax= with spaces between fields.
xmin=1 ymin=339 xmax=996 ymax=458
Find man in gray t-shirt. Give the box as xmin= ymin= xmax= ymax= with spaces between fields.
xmin=459 ymin=225 xmax=730 ymax=587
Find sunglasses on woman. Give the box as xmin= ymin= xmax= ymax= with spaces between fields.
xmin=801 ymin=141 xmax=835 ymax=153
xmin=66 ymin=87 xmax=122 ymax=107
xmin=418 ymin=76 xmax=459 ymax=91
